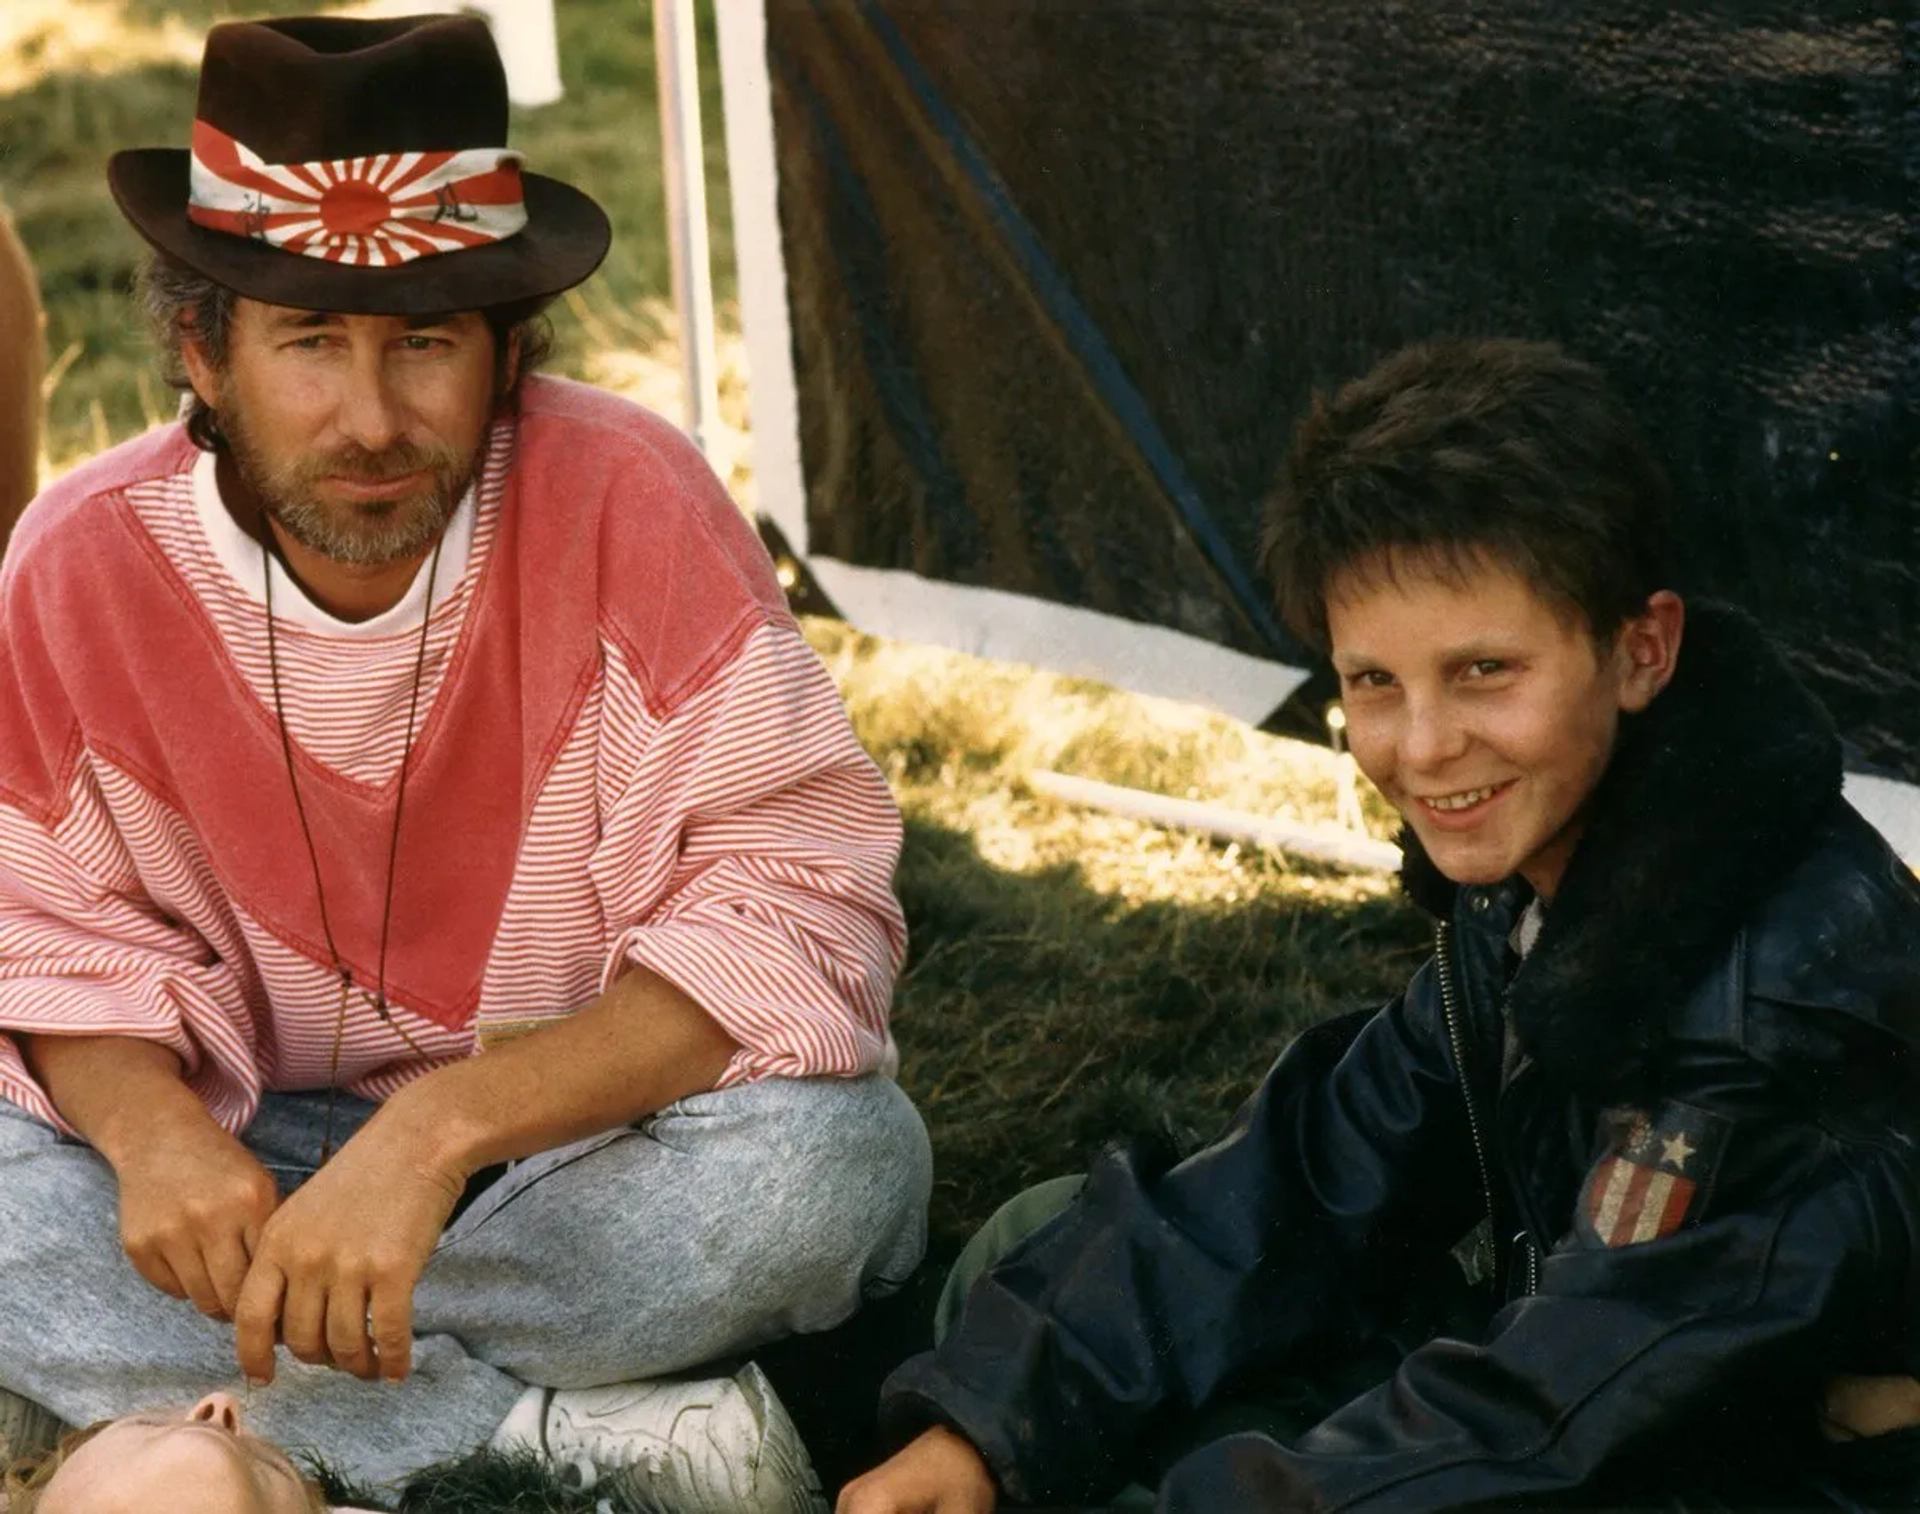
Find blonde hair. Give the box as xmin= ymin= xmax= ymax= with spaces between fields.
xmin=4 ymin=1419 xmax=329 ymax=1512
xmin=5 ymin=1421 xmax=111 ymax=1512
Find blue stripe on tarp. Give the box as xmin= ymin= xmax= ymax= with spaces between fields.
xmin=852 ymin=0 xmax=1298 ymax=660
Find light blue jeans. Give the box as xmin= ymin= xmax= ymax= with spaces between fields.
xmin=0 ymin=1074 xmax=930 ymax=1491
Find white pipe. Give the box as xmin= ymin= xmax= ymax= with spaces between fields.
xmin=1027 ymin=770 xmax=1402 ymax=874
xmin=652 ymin=0 xmax=723 ymax=457
xmin=714 ymin=0 xmax=807 ymax=544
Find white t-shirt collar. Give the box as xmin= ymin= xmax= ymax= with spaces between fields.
xmin=191 ymin=447 xmax=476 ymax=638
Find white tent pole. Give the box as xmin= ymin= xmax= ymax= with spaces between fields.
xmin=714 ymin=0 xmax=808 ymax=545
xmin=651 ymin=0 xmax=723 ymax=457
xmin=1027 ymin=770 xmax=1401 ymax=874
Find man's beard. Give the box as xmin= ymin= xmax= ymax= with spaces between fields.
xmin=220 ymin=405 xmax=481 ymax=568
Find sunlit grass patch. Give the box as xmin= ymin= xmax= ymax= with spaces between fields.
xmin=0 ymin=1 xmax=205 ymax=94
xmin=808 ymin=615 xmax=1400 ymax=865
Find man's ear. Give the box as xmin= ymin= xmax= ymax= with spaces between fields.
xmin=1615 ymin=590 xmax=1684 ymax=714
xmin=177 ymin=316 xmax=220 ymax=410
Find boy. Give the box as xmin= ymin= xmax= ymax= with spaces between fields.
xmin=840 ymin=340 xmax=1920 ymax=1512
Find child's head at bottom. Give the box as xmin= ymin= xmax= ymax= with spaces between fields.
xmin=5 ymin=1393 xmax=329 ymax=1514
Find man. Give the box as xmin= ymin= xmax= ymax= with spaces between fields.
xmin=841 ymin=340 xmax=1920 ymax=1511
xmin=0 ymin=16 xmax=929 ymax=1513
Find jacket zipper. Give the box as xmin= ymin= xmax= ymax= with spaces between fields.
xmin=1513 ymin=1228 xmax=1540 ymax=1293
xmin=1435 ymin=921 xmax=1502 ymax=1282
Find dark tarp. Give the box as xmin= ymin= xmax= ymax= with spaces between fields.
xmin=764 ymin=1 xmax=1917 ymax=774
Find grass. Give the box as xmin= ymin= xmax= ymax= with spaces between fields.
xmin=0 ymin=0 xmax=1429 ymax=1262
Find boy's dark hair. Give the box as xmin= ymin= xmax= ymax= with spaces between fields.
xmin=1261 ymin=338 xmax=1674 ymax=649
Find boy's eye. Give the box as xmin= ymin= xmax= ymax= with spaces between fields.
xmin=1464 ymin=659 xmax=1507 ymax=678
xmin=1343 ymin=669 xmax=1394 ymax=690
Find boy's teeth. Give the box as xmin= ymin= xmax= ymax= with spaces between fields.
xmin=1428 ymin=786 xmax=1496 ymax=811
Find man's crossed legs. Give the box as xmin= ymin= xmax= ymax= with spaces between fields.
xmin=0 ymin=1074 xmax=930 ymax=1494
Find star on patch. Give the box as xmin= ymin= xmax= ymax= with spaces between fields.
xmin=1577 ymin=1101 xmax=1730 ymax=1249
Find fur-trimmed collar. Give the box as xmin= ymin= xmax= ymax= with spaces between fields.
xmin=1398 ymin=599 xmax=1843 ymax=1094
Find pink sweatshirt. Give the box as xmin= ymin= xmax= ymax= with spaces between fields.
xmin=0 ymin=377 xmax=905 ymax=1134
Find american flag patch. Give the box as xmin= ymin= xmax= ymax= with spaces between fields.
xmin=1576 ymin=1101 xmax=1730 ymax=1249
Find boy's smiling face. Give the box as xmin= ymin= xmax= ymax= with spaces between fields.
xmin=1327 ymin=551 xmax=1682 ymax=901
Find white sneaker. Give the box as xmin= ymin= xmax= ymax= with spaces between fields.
xmin=492 ymin=1362 xmax=827 ymax=1514
xmin=0 ymin=1386 xmax=63 ymax=1461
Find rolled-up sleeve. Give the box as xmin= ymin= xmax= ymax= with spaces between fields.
xmin=590 ymin=620 xmax=905 ymax=1083
xmin=0 ymin=761 xmax=261 ymax=1133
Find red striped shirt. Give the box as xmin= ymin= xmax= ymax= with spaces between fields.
xmin=0 ymin=379 xmax=905 ymax=1134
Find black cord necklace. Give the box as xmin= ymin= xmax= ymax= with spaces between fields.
xmin=262 ymin=532 xmax=443 ymax=1161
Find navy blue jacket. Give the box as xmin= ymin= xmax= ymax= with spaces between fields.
xmin=882 ymin=604 xmax=1920 ymax=1511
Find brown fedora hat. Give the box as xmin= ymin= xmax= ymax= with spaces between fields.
xmin=108 ymin=13 xmax=610 ymax=315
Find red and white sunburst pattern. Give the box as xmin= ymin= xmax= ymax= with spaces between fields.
xmin=186 ymin=121 xmax=528 ymax=267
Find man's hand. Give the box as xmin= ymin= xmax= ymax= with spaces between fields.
xmin=837 ymin=1427 xmax=999 ymax=1514
xmin=232 ymin=968 xmax=735 ymax=1386
xmin=233 ymin=1109 xmax=462 ymax=1384
xmin=115 ymin=1119 xmax=281 ymax=1321
xmin=16 ymin=1033 xmax=280 ymax=1323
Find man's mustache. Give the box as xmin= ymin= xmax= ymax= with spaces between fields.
xmin=282 ymin=443 xmax=463 ymax=487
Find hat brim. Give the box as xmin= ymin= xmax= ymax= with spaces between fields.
xmin=108 ymin=147 xmax=611 ymax=315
